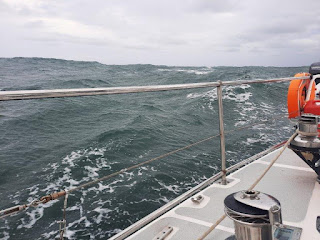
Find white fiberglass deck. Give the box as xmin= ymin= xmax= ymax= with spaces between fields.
xmin=124 ymin=148 xmax=320 ymax=240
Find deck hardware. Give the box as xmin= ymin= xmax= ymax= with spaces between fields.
xmin=152 ymin=226 xmax=173 ymax=240
xmin=241 ymin=190 xmax=260 ymax=200
xmin=225 ymin=190 xmax=302 ymax=240
xmin=216 ymin=178 xmax=231 ymax=185
xmin=191 ymin=195 xmax=204 ymax=204
xmin=290 ymin=115 xmax=320 ymax=181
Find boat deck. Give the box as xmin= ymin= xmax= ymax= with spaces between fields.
xmin=125 ymin=148 xmax=320 ymax=240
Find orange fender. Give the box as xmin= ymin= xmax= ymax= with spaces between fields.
xmin=287 ymin=72 xmax=311 ymax=118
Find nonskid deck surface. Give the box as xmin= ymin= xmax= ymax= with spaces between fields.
xmin=126 ymin=148 xmax=320 ymax=240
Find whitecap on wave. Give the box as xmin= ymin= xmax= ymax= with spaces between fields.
xmin=186 ymin=85 xmax=251 ymax=101
xmin=157 ymin=67 xmax=214 ymax=75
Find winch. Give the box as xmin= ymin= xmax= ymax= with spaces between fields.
xmin=224 ymin=190 xmax=302 ymax=240
xmin=289 ymin=115 xmax=320 ymax=182
xmin=289 ymin=115 xmax=320 ymax=181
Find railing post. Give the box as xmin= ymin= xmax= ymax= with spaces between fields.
xmin=217 ymin=81 xmax=227 ymax=185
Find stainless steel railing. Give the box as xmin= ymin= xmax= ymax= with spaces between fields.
xmin=0 ymin=77 xmax=303 ymax=101
xmin=0 ymin=76 xmax=309 ymax=239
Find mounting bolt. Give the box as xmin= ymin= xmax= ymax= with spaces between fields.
xmin=271 ymin=206 xmax=280 ymax=212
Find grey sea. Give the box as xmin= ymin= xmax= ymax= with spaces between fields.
xmin=0 ymin=58 xmax=308 ymax=239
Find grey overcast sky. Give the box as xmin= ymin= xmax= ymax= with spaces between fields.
xmin=1 ymin=0 xmax=320 ymax=66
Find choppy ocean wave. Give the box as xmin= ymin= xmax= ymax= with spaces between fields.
xmin=0 ymin=57 xmax=308 ymax=239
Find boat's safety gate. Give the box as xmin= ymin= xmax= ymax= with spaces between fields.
xmin=224 ymin=190 xmax=302 ymax=240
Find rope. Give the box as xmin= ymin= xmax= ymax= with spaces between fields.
xmin=197 ymin=214 xmax=227 ymax=240
xmin=197 ymin=130 xmax=298 ymax=240
xmin=0 ymin=113 xmax=292 ymax=219
xmin=247 ymin=130 xmax=298 ymax=191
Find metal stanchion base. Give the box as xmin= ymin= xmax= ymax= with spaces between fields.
xmin=217 ymin=178 xmax=232 ymax=185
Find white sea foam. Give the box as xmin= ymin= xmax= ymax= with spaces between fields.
xmin=187 ymin=85 xmax=251 ymax=101
xmin=9 ymin=144 xmax=124 ymax=239
xmin=1 ymin=231 xmax=9 ymax=240
xmin=244 ymin=132 xmax=274 ymax=146
xmin=41 ymin=230 xmax=59 ymax=239
xmin=41 ymin=215 xmax=92 ymax=240
xmin=0 ymin=220 xmax=10 ymax=240
xmin=158 ymin=196 xmax=170 ymax=203
xmin=156 ymin=180 xmax=181 ymax=194
xmin=186 ymin=88 xmax=216 ymax=99
xmin=62 ymin=151 xmax=81 ymax=167
xmin=65 ymin=216 xmax=91 ymax=239
xmin=123 ymin=171 xmax=134 ymax=181
xmin=27 ymin=184 xmax=39 ymax=196
xmin=92 ymin=183 xmax=115 ymax=193
xmin=187 ymin=84 xmax=254 ymax=113
xmin=157 ymin=68 xmax=214 ymax=75
xmin=17 ymin=200 xmax=57 ymax=230
xmin=123 ymin=180 xmax=137 ymax=188
xmin=93 ymin=207 xmax=112 ymax=224
xmin=85 ymin=166 xmax=100 ymax=178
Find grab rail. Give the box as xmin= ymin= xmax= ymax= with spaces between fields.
xmin=0 ymin=77 xmax=307 ymax=101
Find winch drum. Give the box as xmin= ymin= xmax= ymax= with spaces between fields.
xmin=224 ymin=191 xmax=281 ymax=240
